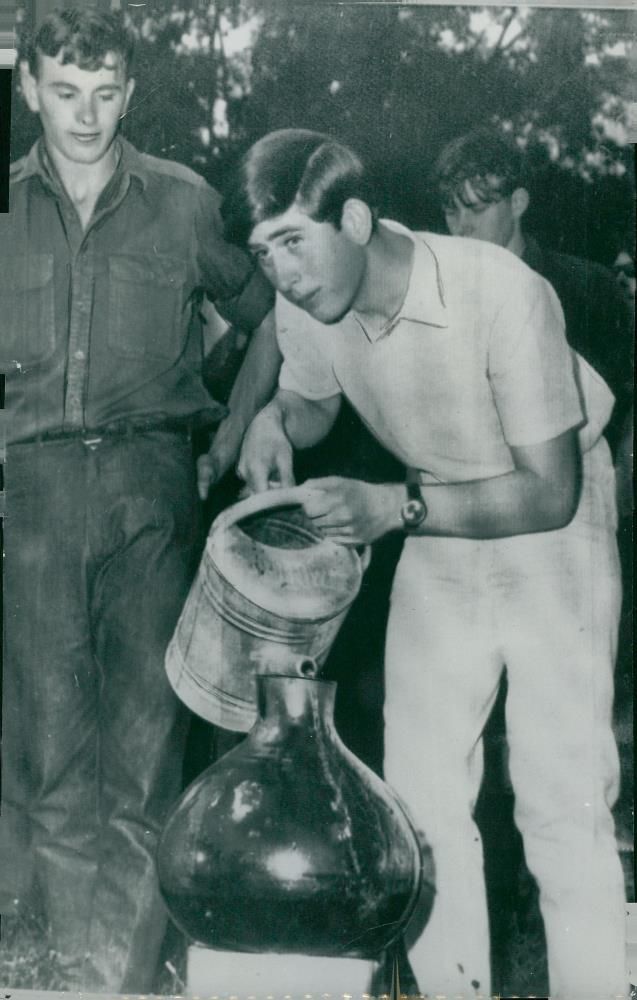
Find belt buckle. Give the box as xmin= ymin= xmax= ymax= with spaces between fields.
xmin=82 ymin=435 xmax=103 ymax=448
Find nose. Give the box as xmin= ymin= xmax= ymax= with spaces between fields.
xmin=454 ymin=207 xmax=474 ymax=237
xmin=270 ymin=252 xmax=301 ymax=295
xmin=446 ymin=210 xmax=470 ymax=237
xmin=77 ymin=97 xmax=98 ymax=127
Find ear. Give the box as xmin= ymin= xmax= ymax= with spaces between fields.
xmin=19 ymin=60 xmax=40 ymax=114
xmin=340 ymin=198 xmax=374 ymax=246
xmin=511 ymin=187 xmax=530 ymax=221
xmin=121 ymin=77 xmax=136 ymax=118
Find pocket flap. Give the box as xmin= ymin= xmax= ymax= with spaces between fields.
xmin=109 ymin=254 xmax=186 ymax=288
xmin=0 ymin=254 xmax=54 ymax=291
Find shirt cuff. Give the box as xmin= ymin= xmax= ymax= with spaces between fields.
xmin=279 ymin=363 xmax=341 ymax=402
xmin=216 ymin=267 xmax=275 ymax=331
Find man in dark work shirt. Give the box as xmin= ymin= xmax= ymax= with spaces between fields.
xmin=1 ymin=8 xmax=278 ymax=993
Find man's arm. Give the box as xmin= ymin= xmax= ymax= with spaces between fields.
xmin=414 ymin=428 xmax=579 ymax=537
xmin=195 ymin=179 xmax=281 ymax=498
xmin=197 ymin=310 xmax=282 ymax=498
xmin=296 ymin=429 xmax=580 ymax=545
xmin=237 ymin=388 xmax=341 ymax=494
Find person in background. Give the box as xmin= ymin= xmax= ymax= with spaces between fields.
xmin=0 ymin=8 xmax=279 ymax=993
xmin=431 ymin=126 xmax=633 ymax=460
xmin=224 ymin=128 xmax=627 ymax=999
xmin=612 ymin=248 xmax=636 ymax=313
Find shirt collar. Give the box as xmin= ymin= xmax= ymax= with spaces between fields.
xmin=13 ymin=134 xmax=149 ymax=192
xmin=355 ymin=219 xmax=448 ymax=341
xmin=12 ymin=138 xmax=43 ymax=183
xmin=117 ymin=136 xmax=150 ymax=190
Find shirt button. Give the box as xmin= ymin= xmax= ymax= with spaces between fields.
xmin=74 ymin=350 xmax=86 ymax=361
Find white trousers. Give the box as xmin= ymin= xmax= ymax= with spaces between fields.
xmin=384 ymin=441 xmax=627 ymax=999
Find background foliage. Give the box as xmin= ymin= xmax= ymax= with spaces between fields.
xmin=13 ymin=1 xmax=636 ymax=264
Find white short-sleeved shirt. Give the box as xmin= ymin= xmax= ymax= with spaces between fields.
xmin=277 ymin=224 xmax=613 ymax=483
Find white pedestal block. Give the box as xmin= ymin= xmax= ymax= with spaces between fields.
xmin=187 ymin=945 xmax=376 ymax=998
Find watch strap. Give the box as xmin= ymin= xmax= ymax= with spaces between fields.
xmin=406 ymin=466 xmax=423 ymax=498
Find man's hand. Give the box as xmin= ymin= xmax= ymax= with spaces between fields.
xmin=300 ymin=477 xmax=402 ymax=545
xmin=198 ymin=309 xmax=284 ymax=501
xmin=237 ymin=405 xmax=296 ymax=494
xmin=197 ymin=417 xmax=244 ymax=500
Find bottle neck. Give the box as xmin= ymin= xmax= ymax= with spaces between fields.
xmin=255 ymin=675 xmax=337 ymax=733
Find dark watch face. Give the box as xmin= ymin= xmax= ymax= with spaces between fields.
xmin=402 ymin=497 xmax=426 ymax=525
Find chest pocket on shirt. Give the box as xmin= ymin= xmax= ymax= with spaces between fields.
xmin=0 ymin=254 xmax=56 ymax=369
xmin=107 ymin=254 xmax=188 ymax=362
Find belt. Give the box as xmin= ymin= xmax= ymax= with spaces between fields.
xmin=14 ymin=416 xmax=207 ymax=447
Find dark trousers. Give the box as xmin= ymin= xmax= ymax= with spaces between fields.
xmin=2 ymin=431 xmax=202 ymax=992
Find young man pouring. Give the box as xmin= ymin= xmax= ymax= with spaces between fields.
xmin=224 ymin=129 xmax=626 ymax=999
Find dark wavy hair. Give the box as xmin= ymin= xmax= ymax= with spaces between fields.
xmin=432 ymin=127 xmax=527 ymax=211
xmin=20 ymin=7 xmax=135 ymax=79
xmin=223 ymin=129 xmax=378 ymax=247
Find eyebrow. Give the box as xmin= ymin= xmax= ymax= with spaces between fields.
xmin=249 ymin=224 xmax=300 ymax=248
xmin=49 ymin=82 xmax=122 ymax=92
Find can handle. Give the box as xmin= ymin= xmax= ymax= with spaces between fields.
xmin=212 ymin=486 xmax=316 ymax=534
xmin=212 ymin=487 xmax=371 ymax=574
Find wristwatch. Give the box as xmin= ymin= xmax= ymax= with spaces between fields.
xmin=400 ymin=479 xmax=428 ymax=531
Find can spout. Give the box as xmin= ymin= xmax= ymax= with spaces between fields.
xmin=299 ymin=657 xmax=319 ymax=678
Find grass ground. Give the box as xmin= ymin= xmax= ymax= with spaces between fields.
xmin=0 ymin=904 xmax=78 ymax=991
xmin=0 ymin=902 xmax=188 ymax=994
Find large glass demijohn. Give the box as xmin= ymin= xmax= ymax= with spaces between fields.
xmin=157 ymin=670 xmax=426 ymax=958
